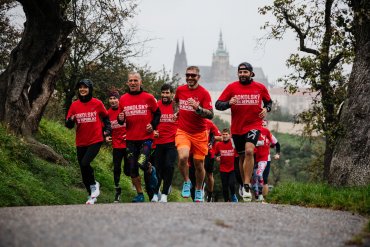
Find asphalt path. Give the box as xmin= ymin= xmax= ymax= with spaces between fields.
xmin=0 ymin=203 xmax=366 ymax=247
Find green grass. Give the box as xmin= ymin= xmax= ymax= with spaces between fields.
xmin=0 ymin=119 xmax=185 ymax=206
xmin=0 ymin=118 xmax=368 ymax=213
xmin=267 ymin=182 xmax=370 ymax=215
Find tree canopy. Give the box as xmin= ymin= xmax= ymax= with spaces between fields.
xmin=259 ymin=0 xmax=355 ymax=180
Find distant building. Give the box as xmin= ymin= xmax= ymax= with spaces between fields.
xmin=269 ymin=88 xmax=315 ymax=115
xmin=172 ymin=31 xmax=270 ymax=91
xmin=172 ymin=32 xmax=314 ymax=120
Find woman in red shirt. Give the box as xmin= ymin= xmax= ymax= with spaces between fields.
xmin=66 ymin=79 xmax=111 ymax=205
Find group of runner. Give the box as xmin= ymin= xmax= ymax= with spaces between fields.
xmin=66 ymin=62 xmax=280 ymax=204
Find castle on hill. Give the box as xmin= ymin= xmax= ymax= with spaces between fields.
xmin=172 ymin=31 xmax=270 ymax=91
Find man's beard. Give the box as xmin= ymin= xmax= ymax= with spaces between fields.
xmin=239 ymin=76 xmax=252 ymax=85
xmin=162 ymin=97 xmax=172 ymax=104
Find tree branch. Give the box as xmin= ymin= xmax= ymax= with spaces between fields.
xmin=282 ymin=10 xmax=320 ymax=56
xmin=328 ymin=53 xmax=344 ymax=71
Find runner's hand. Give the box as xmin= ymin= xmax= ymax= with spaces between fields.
xmin=187 ymin=98 xmax=199 ymax=110
xmin=153 ymin=130 xmax=159 ymax=138
xmin=229 ymin=96 xmax=237 ymax=105
xmin=105 ymin=136 xmax=112 ymax=143
xmin=146 ymin=123 xmax=153 ymax=133
xmin=259 ymin=108 xmax=267 ymax=118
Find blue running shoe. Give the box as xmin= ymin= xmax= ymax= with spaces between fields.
xmin=132 ymin=193 xmax=144 ymax=203
xmin=150 ymin=166 xmax=158 ymax=190
xmin=194 ymin=189 xmax=204 ymax=202
xmin=181 ymin=180 xmax=192 ymax=198
xmin=231 ymin=194 xmax=238 ymax=203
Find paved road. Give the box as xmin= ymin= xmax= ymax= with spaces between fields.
xmin=0 ymin=203 xmax=366 ymax=247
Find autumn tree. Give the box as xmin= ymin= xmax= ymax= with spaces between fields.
xmin=259 ymin=0 xmax=354 ymax=180
xmin=0 ymin=0 xmax=75 ymax=163
xmin=329 ymin=0 xmax=370 ymax=186
xmin=0 ymin=0 xmax=74 ymax=135
xmin=58 ymin=0 xmax=142 ymax=114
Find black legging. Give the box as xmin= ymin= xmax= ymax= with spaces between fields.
xmin=113 ymin=148 xmax=128 ymax=187
xmin=76 ymin=142 xmax=102 ymax=194
xmin=234 ymin=156 xmax=243 ymax=186
xmin=220 ymin=171 xmax=236 ymax=202
xmin=154 ymin=142 xmax=177 ymax=195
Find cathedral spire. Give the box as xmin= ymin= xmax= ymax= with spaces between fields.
xmin=181 ymin=38 xmax=186 ymax=55
xmin=173 ymin=38 xmax=188 ymax=81
xmin=218 ymin=30 xmax=224 ymax=50
xmin=175 ymin=41 xmax=179 ymax=55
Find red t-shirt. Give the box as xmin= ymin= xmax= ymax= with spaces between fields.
xmin=255 ymin=127 xmax=277 ymax=162
xmin=215 ymin=140 xmax=235 ymax=172
xmin=156 ymin=100 xmax=178 ymax=144
xmin=174 ymin=84 xmax=213 ymax=134
xmin=206 ymin=119 xmax=221 ymax=158
xmin=119 ymin=91 xmax=158 ymax=141
xmin=66 ymin=98 xmax=108 ymax=147
xmin=108 ymin=107 xmax=126 ymax=149
xmin=217 ymin=81 xmax=271 ymax=134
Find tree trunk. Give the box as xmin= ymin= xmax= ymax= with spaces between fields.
xmin=0 ymin=0 xmax=74 ymax=136
xmin=323 ymin=139 xmax=333 ymax=181
xmin=329 ymin=0 xmax=370 ymax=186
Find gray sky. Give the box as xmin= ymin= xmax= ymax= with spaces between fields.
xmin=132 ymin=0 xmax=298 ymax=84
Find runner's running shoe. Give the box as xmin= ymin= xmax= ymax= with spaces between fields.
xmin=231 ymin=194 xmax=238 ymax=203
xmin=151 ymin=194 xmax=159 ymax=202
xmin=181 ymin=180 xmax=192 ymax=198
xmin=159 ymin=194 xmax=168 ymax=203
xmin=242 ymin=184 xmax=252 ymax=202
xmin=114 ymin=187 xmax=121 ymax=203
xmin=239 ymin=185 xmax=243 ymax=197
xmin=206 ymin=192 xmax=214 ymax=202
xmin=90 ymin=181 xmax=100 ymax=198
xmin=257 ymin=194 xmax=265 ymax=203
xmin=86 ymin=196 xmax=97 ymax=205
xmin=132 ymin=193 xmax=145 ymax=203
xmin=194 ymin=189 xmax=204 ymax=202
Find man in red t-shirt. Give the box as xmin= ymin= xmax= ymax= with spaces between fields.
xmin=215 ymin=128 xmax=238 ymax=202
xmin=117 ymin=72 xmax=161 ymax=203
xmin=215 ymin=62 xmax=272 ymax=201
xmin=151 ymin=83 xmax=178 ymax=203
xmin=174 ymin=66 xmax=214 ymax=202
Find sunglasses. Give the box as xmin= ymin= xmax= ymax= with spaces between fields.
xmin=185 ymin=73 xmax=198 ymax=78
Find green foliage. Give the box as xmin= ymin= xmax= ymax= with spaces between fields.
xmin=267 ymin=102 xmax=294 ymax=122
xmin=0 ymin=119 xmax=184 ymax=206
xmin=56 ymin=0 xmax=142 ymax=113
xmin=268 ymin=132 xmax=324 ymax=184
xmin=268 ymin=182 xmax=370 ymax=215
xmin=259 ymin=0 xmax=355 ymax=179
xmin=212 ymin=115 xmax=230 ymax=131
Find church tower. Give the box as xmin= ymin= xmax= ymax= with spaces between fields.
xmin=172 ymin=39 xmax=188 ymax=82
xmin=211 ymin=31 xmax=230 ymax=83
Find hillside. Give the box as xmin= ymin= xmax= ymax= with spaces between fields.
xmin=0 ymin=119 xmax=184 ymax=206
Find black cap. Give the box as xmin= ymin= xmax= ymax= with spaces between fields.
xmin=75 ymin=78 xmax=93 ymax=90
xmin=238 ymin=62 xmax=255 ymax=77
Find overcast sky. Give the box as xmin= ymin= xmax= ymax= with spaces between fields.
xmin=132 ymin=0 xmax=298 ymax=85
